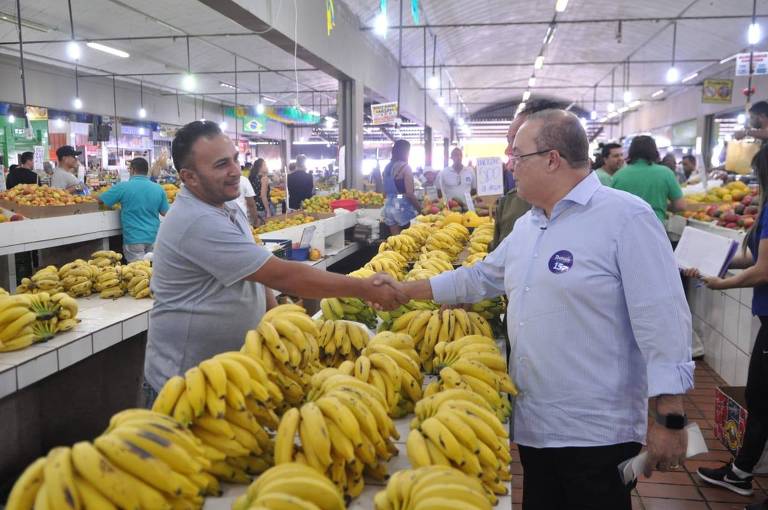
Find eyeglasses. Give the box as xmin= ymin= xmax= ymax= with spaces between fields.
xmin=508 ymin=148 xmax=558 ymax=166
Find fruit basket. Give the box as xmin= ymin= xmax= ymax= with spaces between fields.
xmin=0 ymin=185 xmax=99 ymax=219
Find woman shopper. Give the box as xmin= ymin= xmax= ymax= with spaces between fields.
xmin=381 ymin=139 xmax=420 ymax=235
xmin=249 ymin=158 xmax=273 ymax=225
xmin=684 ymin=145 xmax=768 ymax=510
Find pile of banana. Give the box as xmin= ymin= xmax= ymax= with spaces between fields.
xmin=468 ymin=223 xmax=494 ymax=254
xmin=93 ymin=265 xmax=125 ymax=299
xmin=364 ymin=251 xmax=407 ymax=281
xmin=319 ymin=267 xmax=380 ymax=328
xmin=233 ymin=462 xmax=346 ymax=510
xmin=374 ymin=465 xmax=496 ymax=510
xmin=0 ymin=294 xmax=37 ymax=351
xmin=14 ymin=265 xmax=63 ymax=295
xmin=408 ymin=389 xmax=512 ymax=496
xmin=88 ymin=249 xmax=123 ymax=268
xmin=284 ymin=372 xmax=398 ymax=497
xmin=242 ymin=304 xmax=322 ymax=408
xmin=59 ymin=259 xmax=97 ymax=297
xmin=385 ymin=308 xmax=493 ymax=372
xmin=0 ymin=292 xmax=80 ymax=352
xmin=469 ymin=296 xmax=506 ymax=321
xmin=355 ymin=331 xmax=423 ymax=417
xmin=0 ymin=287 xmax=7 ymax=296
xmin=122 ymin=260 xmax=152 ymax=299
xmin=377 ymin=233 xmax=420 ymax=260
xmin=151 ymin=349 xmax=281 ymax=483
xmin=423 ymin=223 xmax=470 ymax=260
xmin=6 ymin=410 xmax=217 ymax=510
xmin=315 ymin=319 xmax=370 ymax=367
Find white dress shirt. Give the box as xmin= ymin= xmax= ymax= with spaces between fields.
xmin=438 ymin=165 xmax=475 ymax=202
xmin=430 ymin=172 xmax=694 ymax=448
xmin=228 ymin=176 xmax=256 ymax=218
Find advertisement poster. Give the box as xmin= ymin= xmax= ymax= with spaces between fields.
xmin=735 ymin=52 xmax=768 ymax=76
xmin=702 ymin=79 xmax=734 ymax=104
xmin=370 ymin=102 xmax=399 ymax=125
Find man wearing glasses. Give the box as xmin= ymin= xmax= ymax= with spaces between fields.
xmin=387 ymin=109 xmax=694 ymax=509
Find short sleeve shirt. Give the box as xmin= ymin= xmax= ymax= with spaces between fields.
xmin=438 ymin=165 xmax=475 ymax=202
xmin=99 ymin=175 xmax=169 ymax=244
xmin=611 ymin=160 xmax=683 ymax=222
xmin=51 ymin=168 xmax=80 ymax=189
xmin=144 ymin=186 xmax=271 ymax=390
xmin=748 ymin=207 xmax=768 ymax=315
xmin=228 ymin=176 xmax=256 ymax=218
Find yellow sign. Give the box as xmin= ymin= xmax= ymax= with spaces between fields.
xmin=371 ymin=102 xmax=399 ymax=125
xmin=702 ymin=79 xmax=733 ymax=104
xmin=25 ymin=106 xmax=48 ymax=120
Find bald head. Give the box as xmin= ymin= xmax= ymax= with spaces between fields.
xmin=525 ymin=109 xmax=590 ymax=169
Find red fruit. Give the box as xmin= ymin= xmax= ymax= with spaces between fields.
xmin=723 ymin=213 xmax=740 ymax=223
xmin=742 ymin=195 xmax=753 ymax=206
xmin=10 ymin=214 xmax=23 ymax=221
xmin=726 ymin=222 xmax=739 ymax=229
xmin=743 ymin=217 xmax=756 ymax=228
xmin=745 ymin=205 xmax=759 ymax=215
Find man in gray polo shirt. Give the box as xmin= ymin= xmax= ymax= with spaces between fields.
xmin=143 ymin=121 xmax=407 ymax=399
xmin=51 ymin=145 xmax=82 ymax=192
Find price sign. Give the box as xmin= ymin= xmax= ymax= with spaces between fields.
xmin=370 ymin=102 xmax=399 ymax=125
xmin=476 ymin=157 xmax=504 ymax=196
xmin=33 ymin=146 xmax=44 ymax=171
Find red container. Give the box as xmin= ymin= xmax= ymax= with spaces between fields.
xmin=330 ymin=199 xmax=359 ymax=212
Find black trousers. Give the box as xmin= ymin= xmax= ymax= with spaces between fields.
xmin=735 ymin=316 xmax=768 ymax=472
xmin=519 ymin=442 xmax=642 ymax=510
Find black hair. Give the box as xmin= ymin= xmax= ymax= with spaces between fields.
xmin=391 ymin=139 xmax=411 ymax=162
xmin=627 ymin=135 xmax=660 ymax=165
xmin=744 ymin=144 xmax=768 ymax=252
xmin=171 ymin=120 xmax=222 ymax=171
xmin=749 ymin=101 xmax=768 ymax=117
xmin=601 ymin=143 xmax=622 ymax=158
xmin=130 ymin=157 xmax=149 ymax=175
xmin=520 ymin=99 xmax=564 ymax=116
xmin=682 ymin=155 xmax=696 ymax=164
xmin=249 ymin=158 xmax=267 ymax=190
xmin=19 ymin=151 xmax=34 ymax=165
xmin=9 ymin=164 xmax=17 ymax=172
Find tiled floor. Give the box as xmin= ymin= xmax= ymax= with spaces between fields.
xmin=509 ymin=362 xmax=768 ymax=509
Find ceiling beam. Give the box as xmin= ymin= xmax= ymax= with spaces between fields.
xmin=0 ymin=32 xmax=267 ymax=46
xmin=402 ymin=58 xmax=717 ymax=69
xmin=160 ymin=90 xmax=337 ymax=96
xmin=361 ymin=13 xmax=768 ymax=30
xmin=75 ymin=69 xmax=318 ymax=78
xmin=421 ymin=84 xmax=699 ymax=90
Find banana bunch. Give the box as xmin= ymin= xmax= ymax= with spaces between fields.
xmin=374 ymin=465 xmax=495 ymax=510
xmin=14 ymin=265 xmax=64 ymax=295
xmin=412 ymin=256 xmax=454 ymax=276
xmin=242 ymin=304 xmax=321 ymax=408
xmin=59 ymin=259 xmax=97 ymax=297
xmin=0 ymin=287 xmax=7 ymax=296
xmin=400 ymin=223 xmax=432 ymax=245
xmin=122 ymin=260 xmax=152 ymax=299
xmin=424 ymin=223 xmax=470 ymax=260
xmin=468 ymin=223 xmax=494 ymax=255
xmin=0 ymin=294 xmax=36 ymax=352
xmin=88 ymin=249 xmax=123 ymax=268
xmin=151 ymin=351 xmax=281 ymax=483
xmin=51 ymin=292 xmax=80 ymax=333
xmin=232 ymin=462 xmax=346 ymax=510
xmin=5 ymin=410 xmax=216 ymax=510
xmin=387 ymin=308 xmax=493 ymax=372
xmin=408 ymin=389 xmax=512 ymax=496
xmin=320 ymin=297 xmax=377 ymax=329
xmin=357 ymin=331 xmax=423 ymax=417
xmin=469 ymin=297 xmax=506 ymax=320
xmin=364 ymin=253 xmax=407 ymax=281
xmin=315 ymin=319 xmax=370 ymax=367
xmin=463 ymin=252 xmax=487 ymax=267
xmin=426 ymin=335 xmax=514 ymax=421
xmin=378 ymin=233 xmax=420 ymax=260
xmin=296 ymin=372 xmax=399 ymax=496
xmin=94 ymin=265 xmax=125 ymax=299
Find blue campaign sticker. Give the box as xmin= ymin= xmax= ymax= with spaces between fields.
xmin=548 ymin=250 xmax=574 ymax=274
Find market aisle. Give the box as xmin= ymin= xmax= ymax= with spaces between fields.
xmin=509 ymin=362 xmax=768 ymax=509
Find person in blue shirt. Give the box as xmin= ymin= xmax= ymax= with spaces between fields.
xmin=378 ymin=109 xmax=693 ymax=510
xmin=684 ymin=145 xmax=768 ymax=509
xmin=98 ymin=157 xmax=169 ymax=262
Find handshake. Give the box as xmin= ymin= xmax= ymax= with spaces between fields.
xmin=361 ymin=273 xmax=414 ymax=310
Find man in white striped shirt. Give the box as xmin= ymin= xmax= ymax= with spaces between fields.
xmin=393 ymin=109 xmax=694 ymax=509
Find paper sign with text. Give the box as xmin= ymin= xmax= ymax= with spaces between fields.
xmin=476 ymin=157 xmax=504 ymax=196
xmin=735 ymin=52 xmax=768 ymax=76
xmin=370 ymin=102 xmax=399 ymax=125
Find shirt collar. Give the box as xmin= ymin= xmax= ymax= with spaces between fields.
xmin=531 ymin=172 xmax=600 ymax=222
xmin=178 ymin=185 xmax=236 ymax=216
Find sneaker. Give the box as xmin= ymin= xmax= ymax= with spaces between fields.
xmin=697 ymin=463 xmax=753 ymax=496
xmin=744 ymin=500 xmax=768 ymax=510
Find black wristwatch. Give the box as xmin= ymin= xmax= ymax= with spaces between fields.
xmin=655 ymin=413 xmax=688 ymax=430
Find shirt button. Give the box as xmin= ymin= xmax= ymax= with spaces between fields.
xmin=524 ymin=286 xmax=530 ymax=292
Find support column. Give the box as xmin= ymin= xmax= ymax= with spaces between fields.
xmin=424 ymin=126 xmax=433 ymax=168
xmin=338 ymin=78 xmax=364 ymax=189
xmin=443 ymin=137 xmax=450 ymax=166
xmin=285 ymin=128 xmax=295 ymax=169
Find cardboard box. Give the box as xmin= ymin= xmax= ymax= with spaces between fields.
xmin=0 ymin=199 xmax=99 ymax=219
xmin=714 ymin=386 xmax=768 ymax=473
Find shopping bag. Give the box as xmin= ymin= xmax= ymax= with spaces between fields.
xmin=725 ymin=139 xmax=761 ymax=174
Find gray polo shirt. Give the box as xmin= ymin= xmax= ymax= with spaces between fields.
xmin=144 ymin=186 xmax=271 ymax=391
xmin=51 ymin=167 xmax=80 ymax=189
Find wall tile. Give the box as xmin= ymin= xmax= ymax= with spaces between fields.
xmin=122 ymin=313 xmax=148 ymax=339
xmin=57 ymin=335 xmax=93 ymax=370
xmin=723 ymin=296 xmax=740 ymax=344
xmin=93 ymin=324 xmax=122 ymax=353
xmin=740 ymin=287 xmax=753 ymax=306
xmin=17 ymin=351 xmax=58 ymax=389
xmin=0 ymin=365 xmax=16 ymax=399
xmin=709 ymin=291 xmax=725 ymax=335
xmin=738 ymin=305 xmax=754 ymax=355
xmin=720 ymin=341 xmax=738 ymax=385
xmin=733 ymin=351 xmax=750 ymax=386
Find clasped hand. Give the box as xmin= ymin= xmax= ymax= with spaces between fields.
xmin=364 ymin=273 xmax=409 ymax=310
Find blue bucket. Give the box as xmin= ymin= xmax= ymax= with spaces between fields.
xmin=289 ymin=247 xmax=309 ymax=261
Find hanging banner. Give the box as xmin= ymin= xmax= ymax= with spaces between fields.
xmin=243 ymin=116 xmax=265 ymax=134
xmin=475 ymin=157 xmax=504 ymax=196
xmin=370 ymin=102 xmax=399 ymax=125
xmin=702 ymin=79 xmax=734 ymax=104
xmin=735 ymin=52 xmax=768 ymax=76
xmin=325 ymin=0 xmax=335 ymax=35
xmin=226 ymin=106 xmax=320 ymax=125
xmin=25 ymin=106 xmax=48 ymax=120
xmin=410 ymin=0 xmax=420 ymax=23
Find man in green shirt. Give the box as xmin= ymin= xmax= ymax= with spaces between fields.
xmin=595 ymin=142 xmax=623 ymax=187
xmin=612 ymin=135 xmax=686 ymax=222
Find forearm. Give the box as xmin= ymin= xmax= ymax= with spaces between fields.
xmin=401 ymin=280 xmax=434 ymax=300
xmin=729 ymin=253 xmax=754 ymax=269
xmin=250 ymin=259 xmax=371 ymax=301
xmin=719 ymin=264 xmax=768 ymax=288
xmin=651 ymin=394 xmax=685 ymax=415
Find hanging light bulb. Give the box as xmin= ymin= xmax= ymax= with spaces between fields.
xmin=748 ymin=23 xmax=762 ymax=45
xmin=66 ymin=41 xmax=81 ymax=60
xmin=8 ymin=114 xmax=15 ymax=124
xmin=138 ymin=107 xmax=147 ymax=119
xmin=590 ymin=110 xmax=598 ymax=120
xmin=522 ymin=90 xmax=531 ymax=102
xmin=73 ymin=97 xmax=83 ymax=110
xmin=666 ymin=66 xmax=680 ymax=83
xmin=534 ymin=55 xmax=545 ymax=69
xmin=256 ymin=102 xmax=265 ymax=115
xmin=528 ymin=76 xmax=536 ymax=87
xmin=623 ymin=89 xmax=632 ymax=103
xmin=138 ymin=127 xmax=146 ymax=135
xmin=219 ymin=121 xmax=228 ymax=131
xmin=182 ymin=73 xmax=196 ymax=92
xmin=738 ymin=113 xmax=746 ymax=125
xmin=437 ymin=96 xmax=445 ymax=107
xmin=445 ymin=105 xmax=455 ymax=117
xmin=579 ymin=117 xmax=588 ymax=128
xmin=374 ymin=12 xmax=388 ymax=37
xmin=555 ymin=0 xmax=569 ymax=12
xmin=428 ymin=75 xmax=439 ymax=90
xmin=607 ymin=102 xmax=616 ymax=112
xmin=56 ymin=118 xmax=65 ymax=128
